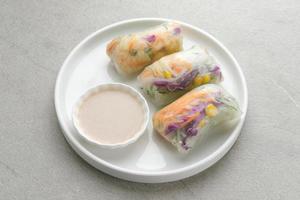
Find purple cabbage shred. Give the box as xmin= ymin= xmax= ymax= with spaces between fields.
xmin=210 ymin=65 xmax=223 ymax=81
xmin=173 ymin=27 xmax=181 ymax=35
xmin=166 ymin=124 xmax=179 ymax=134
xmin=180 ymin=110 xmax=206 ymax=150
xmin=153 ymin=69 xmax=199 ymax=92
xmin=144 ymin=34 xmax=156 ymax=43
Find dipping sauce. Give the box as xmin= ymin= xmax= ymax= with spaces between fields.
xmin=76 ymin=88 xmax=146 ymax=145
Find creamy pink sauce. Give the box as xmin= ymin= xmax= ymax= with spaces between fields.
xmin=77 ymin=89 xmax=145 ymax=144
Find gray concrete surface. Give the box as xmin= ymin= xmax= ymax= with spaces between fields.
xmin=0 ymin=0 xmax=299 ymax=199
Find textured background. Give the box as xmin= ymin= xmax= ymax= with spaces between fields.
xmin=0 ymin=0 xmax=299 ymax=199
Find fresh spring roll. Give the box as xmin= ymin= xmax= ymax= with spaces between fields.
xmin=106 ymin=22 xmax=183 ymax=76
xmin=138 ymin=46 xmax=223 ymax=106
xmin=153 ymin=84 xmax=241 ymax=153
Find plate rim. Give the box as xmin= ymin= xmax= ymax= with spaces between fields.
xmin=54 ymin=17 xmax=248 ymax=181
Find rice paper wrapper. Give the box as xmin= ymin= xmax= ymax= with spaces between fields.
xmin=138 ymin=46 xmax=223 ymax=106
xmin=106 ymin=22 xmax=183 ymax=76
xmin=153 ymin=84 xmax=241 ymax=153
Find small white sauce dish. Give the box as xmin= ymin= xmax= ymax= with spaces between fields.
xmin=72 ymin=83 xmax=150 ymax=149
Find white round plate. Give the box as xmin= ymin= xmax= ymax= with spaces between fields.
xmin=55 ymin=18 xmax=248 ymax=183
